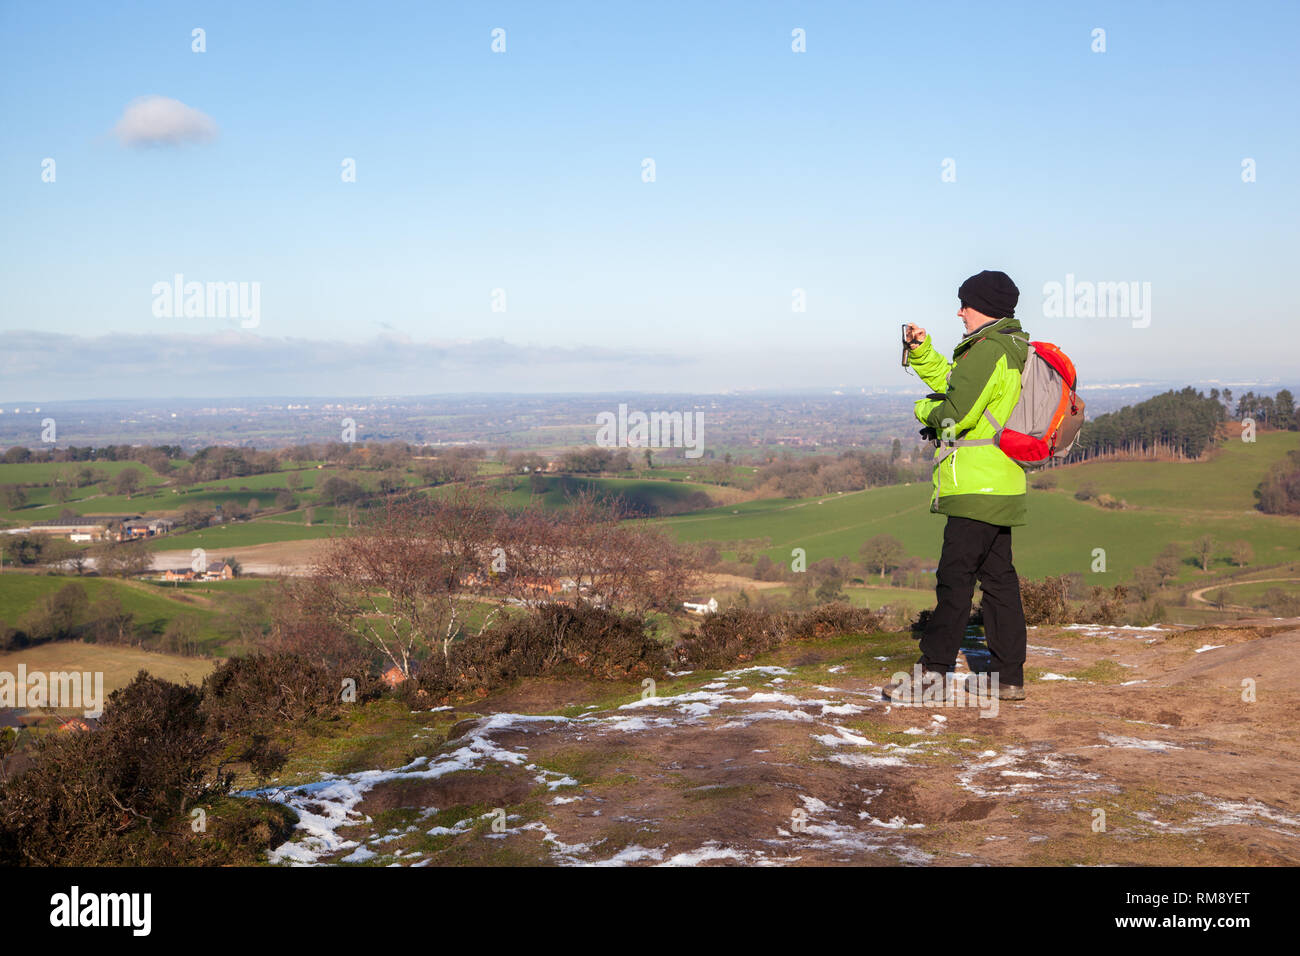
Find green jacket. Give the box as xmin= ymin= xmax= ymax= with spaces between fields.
xmin=908 ymin=316 xmax=1030 ymax=527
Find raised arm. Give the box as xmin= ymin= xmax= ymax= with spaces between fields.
xmin=913 ymin=338 xmax=1003 ymax=433
xmin=906 ymin=334 xmax=953 ymax=393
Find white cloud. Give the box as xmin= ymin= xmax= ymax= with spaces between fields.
xmin=112 ymin=95 xmax=218 ymax=147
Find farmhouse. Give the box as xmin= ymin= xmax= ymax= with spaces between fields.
xmin=205 ymin=560 xmax=235 ymax=580
xmin=57 ymin=716 xmax=100 ymax=733
xmin=683 ymin=597 xmax=720 ymax=615
xmin=514 ymin=575 xmax=571 ymax=597
xmin=159 ymin=559 xmax=235 ymax=583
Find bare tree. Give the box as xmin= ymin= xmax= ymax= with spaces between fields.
xmin=1194 ymin=535 xmax=1217 ymax=572
xmin=860 ymin=534 xmax=905 ymax=579
xmin=290 ymin=486 xmax=702 ymax=678
xmin=93 ymin=540 xmax=153 ymax=577
xmin=303 ymin=489 xmax=499 ymax=676
xmin=113 ymin=467 xmax=141 ymax=499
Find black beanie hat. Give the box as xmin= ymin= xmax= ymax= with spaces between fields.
xmin=958 ymin=270 xmax=1019 ymax=319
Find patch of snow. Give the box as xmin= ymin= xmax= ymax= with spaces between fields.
xmin=591 ymin=844 xmax=666 ymax=866
xmin=658 ymin=842 xmax=752 ymax=866
xmin=1098 ymin=733 xmax=1181 ymax=752
xmin=1063 ymin=624 xmax=1167 ymax=632
xmin=825 ymin=752 xmax=909 ymax=768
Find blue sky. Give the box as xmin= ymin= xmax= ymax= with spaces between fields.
xmin=1 ymin=0 xmax=1296 ymax=399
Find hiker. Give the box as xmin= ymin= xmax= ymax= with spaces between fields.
xmin=885 ymin=270 xmax=1029 ymax=702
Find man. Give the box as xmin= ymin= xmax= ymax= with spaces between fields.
xmin=884 ymin=270 xmax=1029 ymax=702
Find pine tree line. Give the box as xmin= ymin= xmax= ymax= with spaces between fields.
xmin=1071 ymin=387 xmax=1227 ymax=461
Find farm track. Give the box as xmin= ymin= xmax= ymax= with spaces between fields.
xmin=1189 ymin=577 xmax=1300 ymax=610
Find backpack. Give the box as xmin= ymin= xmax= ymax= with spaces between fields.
xmin=983 ymin=339 xmax=1086 ymax=466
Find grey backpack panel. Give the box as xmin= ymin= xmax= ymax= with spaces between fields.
xmin=1003 ymin=346 xmax=1060 ymax=440
xmin=997 ymin=344 xmax=1087 ymax=462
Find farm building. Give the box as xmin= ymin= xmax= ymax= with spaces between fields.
xmin=683 ymin=597 xmax=720 ymax=615
xmin=122 ymin=518 xmax=175 ymax=538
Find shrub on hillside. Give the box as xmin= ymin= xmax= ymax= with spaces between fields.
xmin=1030 ymin=472 xmax=1057 ymax=490
xmin=0 ymin=673 xmax=220 ymax=865
xmin=1262 ymin=587 xmax=1300 ymax=617
xmin=201 ymin=653 xmax=369 ymax=737
xmin=413 ymin=603 xmax=668 ymax=700
xmin=789 ymin=603 xmax=884 ymax=641
xmin=672 ymin=603 xmax=886 ymax=670
xmin=1076 ymin=585 xmax=1130 ymax=625
xmin=1019 ymin=576 xmax=1073 ymax=625
xmin=1131 ymin=600 xmax=1168 ymax=627
xmin=672 ymin=607 xmax=792 ymax=669
xmin=0 ymin=668 xmax=317 ymax=866
xmin=1255 ymin=449 xmax=1300 ymax=515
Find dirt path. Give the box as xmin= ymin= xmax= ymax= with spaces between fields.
xmin=252 ymin=618 xmax=1300 ymax=866
xmin=1189 ymin=577 xmax=1300 ymax=608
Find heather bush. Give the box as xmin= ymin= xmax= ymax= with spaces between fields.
xmin=1076 ymin=585 xmax=1130 ymax=625
xmin=672 ymin=603 xmax=886 ymax=669
xmin=413 ymin=603 xmax=668 ymax=700
xmin=1019 ymin=576 xmax=1073 ymax=626
xmin=201 ymin=653 xmax=369 ymax=737
xmin=0 ymin=673 xmax=220 ymax=865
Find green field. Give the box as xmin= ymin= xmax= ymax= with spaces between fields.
xmin=0 ymin=459 xmax=178 ymax=487
xmin=737 ymin=583 xmax=934 ymax=613
xmin=149 ymin=518 xmax=342 ymax=551
xmin=1218 ymin=576 xmax=1300 ymax=606
xmin=1047 ymin=431 xmax=1299 ymax=511
xmin=661 ymin=438 xmax=1300 ymax=585
xmin=0 ymin=573 xmax=274 ymax=653
xmin=0 ymin=463 xmax=390 ymax=528
xmin=488 ymin=474 xmax=724 ymax=512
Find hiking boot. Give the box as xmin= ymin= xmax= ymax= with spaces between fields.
xmin=882 ymin=667 xmax=954 ymax=703
xmin=964 ymin=675 xmax=1025 ymax=700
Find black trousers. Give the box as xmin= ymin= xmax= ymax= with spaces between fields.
xmin=920 ymin=515 xmax=1026 ymax=686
